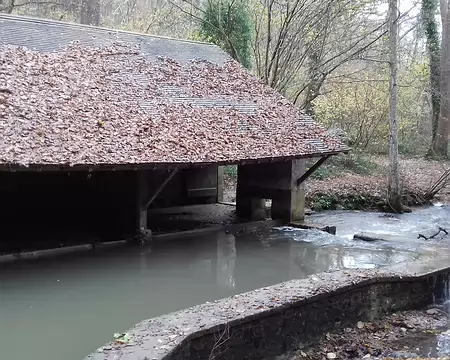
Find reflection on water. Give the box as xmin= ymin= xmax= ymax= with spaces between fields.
xmin=217 ymin=232 xmax=236 ymax=289
xmin=0 ymin=228 xmax=428 ymax=360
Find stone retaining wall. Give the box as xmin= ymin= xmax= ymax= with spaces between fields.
xmin=85 ymin=258 xmax=450 ymax=360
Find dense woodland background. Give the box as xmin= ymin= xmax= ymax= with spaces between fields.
xmin=3 ymin=0 xmax=450 ymax=209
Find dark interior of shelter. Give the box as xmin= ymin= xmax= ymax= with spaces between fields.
xmin=0 ymin=166 xmax=222 ymax=254
xmin=0 ymin=160 xmax=307 ymax=254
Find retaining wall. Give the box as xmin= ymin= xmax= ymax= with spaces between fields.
xmin=85 ymin=258 xmax=450 ymax=360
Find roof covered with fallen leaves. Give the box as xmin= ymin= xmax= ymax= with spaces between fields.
xmin=0 ymin=15 xmax=348 ymax=169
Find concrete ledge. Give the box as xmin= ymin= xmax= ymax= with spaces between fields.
xmin=0 ymin=219 xmax=282 ymax=264
xmin=0 ymin=241 xmax=127 ymax=263
xmin=84 ymin=257 xmax=450 ymax=360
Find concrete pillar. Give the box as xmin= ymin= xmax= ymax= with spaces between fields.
xmin=271 ymin=159 xmax=306 ymax=223
xmin=236 ymin=165 xmax=267 ymax=221
xmin=271 ymin=187 xmax=305 ymax=222
xmin=235 ymin=160 xmax=306 ymax=223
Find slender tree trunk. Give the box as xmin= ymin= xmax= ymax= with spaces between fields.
xmin=388 ymin=0 xmax=402 ymax=212
xmin=422 ymin=0 xmax=441 ymax=151
xmin=5 ymin=0 xmax=15 ymax=13
xmin=80 ymin=0 xmax=100 ymax=26
xmin=302 ymin=50 xmax=324 ymax=116
xmin=433 ymin=0 xmax=450 ymax=157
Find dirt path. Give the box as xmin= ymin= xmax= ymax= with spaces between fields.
xmin=282 ymin=308 xmax=450 ymax=360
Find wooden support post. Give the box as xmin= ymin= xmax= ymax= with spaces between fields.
xmin=296 ymin=155 xmax=331 ymax=186
xmin=133 ymin=170 xmax=152 ymax=245
xmin=144 ymin=168 xmax=179 ymax=210
xmin=133 ymin=168 xmax=179 ymax=245
xmin=217 ymin=166 xmax=224 ymax=202
xmin=136 ymin=170 xmax=149 ymax=230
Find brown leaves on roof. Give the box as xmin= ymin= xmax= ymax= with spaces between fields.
xmin=0 ymin=43 xmax=345 ymax=167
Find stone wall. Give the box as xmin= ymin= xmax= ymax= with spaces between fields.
xmin=85 ymin=258 xmax=450 ymax=360
xmin=168 ymin=281 xmax=430 ymax=360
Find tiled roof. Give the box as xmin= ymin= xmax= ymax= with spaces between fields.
xmin=0 ymin=15 xmax=348 ymax=169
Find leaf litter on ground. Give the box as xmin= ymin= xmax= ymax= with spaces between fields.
xmin=285 ymin=309 xmax=450 ymax=360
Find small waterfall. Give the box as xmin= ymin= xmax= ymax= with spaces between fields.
xmin=430 ymin=272 xmax=450 ymax=356
xmin=432 ymin=272 xmax=450 ymax=307
xmin=444 ymin=274 xmax=450 ymax=314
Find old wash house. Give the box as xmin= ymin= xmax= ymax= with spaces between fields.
xmin=0 ymin=14 xmax=347 ymax=253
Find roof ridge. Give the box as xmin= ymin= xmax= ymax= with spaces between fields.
xmin=0 ymin=14 xmax=216 ymax=47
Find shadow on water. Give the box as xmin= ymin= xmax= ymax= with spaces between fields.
xmin=0 ymin=216 xmax=444 ymax=360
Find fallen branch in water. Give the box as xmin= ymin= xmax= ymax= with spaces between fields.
xmin=418 ymin=227 xmax=448 ymax=240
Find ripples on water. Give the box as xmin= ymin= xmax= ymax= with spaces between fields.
xmin=1 ymin=206 xmax=450 ymax=360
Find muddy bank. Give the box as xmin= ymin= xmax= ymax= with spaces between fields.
xmin=283 ymin=309 xmax=450 ymax=360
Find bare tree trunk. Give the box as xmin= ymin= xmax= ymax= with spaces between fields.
xmin=422 ymin=0 xmax=441 ymax=152
xmin=4 ymin=0 xmax=15 ymax=13
xmin=434 ymin=0 xmax=450 ymax=157
xmin=80 ymin=0 xmax=100 ymax=26
xmin=388 ymin=0 xmax=402 ymax=212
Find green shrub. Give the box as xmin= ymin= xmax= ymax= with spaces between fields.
xmin=312 ymin=194 xmax=336 ymax=211
xmin=310 ymin=166 xmax=335 ymax=180
xmin=224 ymin=165 xmax=238 ymax=178
xmin=329 ymin=152 xmax=380 ymax=175
xmin=309 ymin=152 xmax=380 ymax=181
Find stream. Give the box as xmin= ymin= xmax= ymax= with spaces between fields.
xmin=1 ymin=205 xmax=450 ymax=360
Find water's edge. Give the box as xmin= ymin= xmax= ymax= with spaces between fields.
xmin=0 ymin=219 xmax=281 ymax=264
xmin=85 ymin=256 xmax=450 ymax=360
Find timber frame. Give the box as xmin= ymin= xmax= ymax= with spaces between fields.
xmin=296 ymin=155 xmax=331 ymax=186
xmin=0 ymin=151 xmax=345 ymax=173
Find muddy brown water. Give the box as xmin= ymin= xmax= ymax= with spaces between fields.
xmin=1 ymin=206 xmax=450 ymax=360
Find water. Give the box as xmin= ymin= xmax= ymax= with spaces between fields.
xmin=0 ymin=225 xmax=430 ymax=360
xmin=412 ymin=273 xmax=450 ymax=357
xmin=3 ymin=205 xmax=450 ymax=360
xmin=305 ymin=205 xmax=450 ymax=255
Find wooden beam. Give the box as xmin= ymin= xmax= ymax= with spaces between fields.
xmin=296 ymin=155 xmax=331 ymax=186
xmin=136 ymin=170 xmax=149 ymax=230
xmin=143 ymin=167 xmax=179 ymax=210
xmin=0 ymin=150 xmax=348 ymax=173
